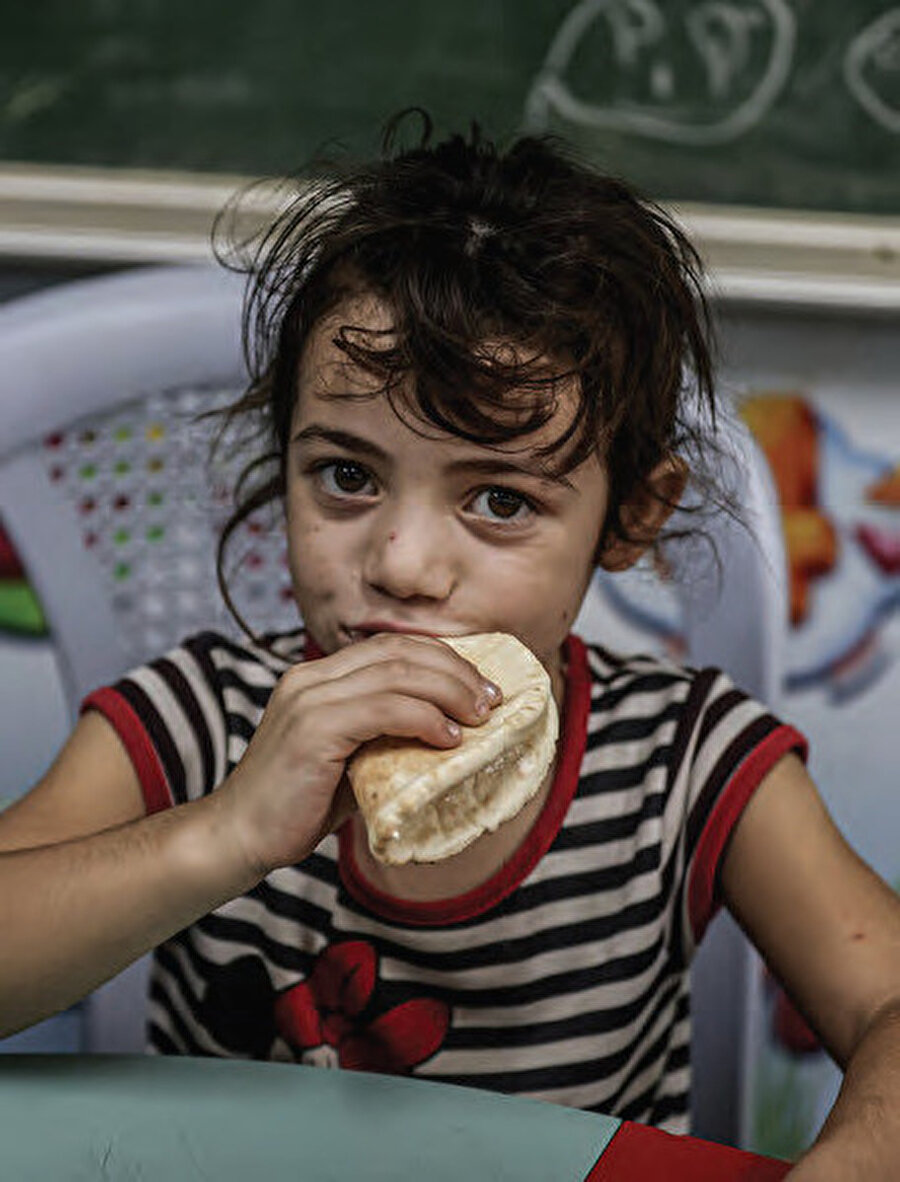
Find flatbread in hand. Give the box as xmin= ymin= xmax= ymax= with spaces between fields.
xmin=347 ymin=632 xmax=559 ymax=865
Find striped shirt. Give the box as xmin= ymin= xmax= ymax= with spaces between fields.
xmin=83 ymin=629 xmax=806 ymax=1133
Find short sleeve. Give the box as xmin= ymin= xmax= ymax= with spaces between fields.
xmin=668 ymin=668 xmax=808 ymax=952
xmin=80 ymin=631 xmax=235 ymax=815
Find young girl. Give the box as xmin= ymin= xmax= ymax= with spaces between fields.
xmin=2 ymin=117 xmax=899 ymax=1178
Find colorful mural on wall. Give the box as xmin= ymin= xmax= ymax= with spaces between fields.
xmin=742 ymin=391 xmax=900 ymax=700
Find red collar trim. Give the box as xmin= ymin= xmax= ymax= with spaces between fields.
xmin=337 ymin=635 xmax=591 ymax=927
xmin=303 ymin=634 xmax=325 ymax=661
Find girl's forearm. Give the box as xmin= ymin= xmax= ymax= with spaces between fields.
xmin=789 ymin=1000 xmax=900 ymax=1180
xmin=0 ymin=793 xmax=264 ymax=1038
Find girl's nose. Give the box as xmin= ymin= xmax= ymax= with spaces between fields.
xmin=363 ymin=511 xmax=456 ymax=602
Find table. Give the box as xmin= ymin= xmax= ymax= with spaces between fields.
xmin=0 ymin=1055 xmax=791 ymax=1180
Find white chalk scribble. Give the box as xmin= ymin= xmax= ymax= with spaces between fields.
xmin=524 ymin=0 xmax=796 ymax=146
xmin=844 ymin=7 xmax=900 ymax=134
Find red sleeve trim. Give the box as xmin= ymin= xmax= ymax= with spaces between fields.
xmin=688 ymin=724 xmax=808 ymax=942
xmin=584 ymin=1120 xmax=791 ymax=1180
xmin=81 ymin=687 xmax=173 ymax=816
xmin=337 ymin=634 xmax=592 ymax=926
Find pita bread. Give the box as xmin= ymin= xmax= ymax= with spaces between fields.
xmin=347 ymin=632 xmax=559 ymax=865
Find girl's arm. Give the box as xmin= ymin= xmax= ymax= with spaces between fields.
xmin=721 ymin=753 xmax=900 ymax=1179
xmin=0 ymin=711 xmax=267 ymax=1037
xmin=0 ymin=633 xmax=497 ymax=1037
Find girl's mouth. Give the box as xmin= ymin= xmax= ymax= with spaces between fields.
xmin=342 ymin=621 xmax=458 ymax=643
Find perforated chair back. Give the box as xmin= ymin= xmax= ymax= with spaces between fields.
xmin=0 ymin=266 xmax=298 ymax=710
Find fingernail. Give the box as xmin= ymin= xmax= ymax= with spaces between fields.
xmin=483 ymin=681 xmax=502 ymax=703
xmin=446 ymin=719 xmax=461 ymax=739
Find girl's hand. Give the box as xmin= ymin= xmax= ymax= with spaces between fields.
xmin=215 ymin=633 xmax=500 ymax=881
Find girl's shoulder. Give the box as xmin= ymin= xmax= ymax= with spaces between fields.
xmin=578 ymin=635 xmax=698 ymax=695
xmin=574 ymin=634 xmax=758 ymax=729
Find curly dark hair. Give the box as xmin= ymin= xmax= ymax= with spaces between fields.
xmin=213 ymin=111 xmax=725 ymax=631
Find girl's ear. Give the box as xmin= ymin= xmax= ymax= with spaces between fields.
xmin=597 ymin=456 xmax=688 ymax=573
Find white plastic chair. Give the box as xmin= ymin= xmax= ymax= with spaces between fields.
xmin=0 ymin=265 xmax=300 ymax=1058
xmin=0 ymin=265 xmax=787 ymax=1147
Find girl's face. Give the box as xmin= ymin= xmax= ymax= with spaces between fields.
xmin=284 ymin=296 xmax=610 ymax=696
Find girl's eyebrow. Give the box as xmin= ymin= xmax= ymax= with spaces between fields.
xmin=292 ymin=423 xmax=574 ymax=489
xmin=444 ymin=456 xmax=575 ymax=489
xmin=292 ymin=424 xmax=388 ymax=464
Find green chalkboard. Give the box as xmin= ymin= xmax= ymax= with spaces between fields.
xmin=0 ymin=0 xmax=898 ymax=213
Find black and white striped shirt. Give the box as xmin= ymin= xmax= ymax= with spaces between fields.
xmin=84 ymin=630 xmax=805 ymax=1133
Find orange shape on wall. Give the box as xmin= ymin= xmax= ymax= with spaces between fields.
xmin=740 ymin=393 xmax=838 ymax=626
xmin=865 ymin=464 xmax=900 ymax=506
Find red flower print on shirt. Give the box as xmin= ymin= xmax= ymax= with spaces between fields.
xmin=274 ymin=940 xmax=450 ymax=1073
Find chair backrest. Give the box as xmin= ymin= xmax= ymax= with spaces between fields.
xmin=0 ymin=265 xmax=787 ymax=1146
xmin=0 ymin=265 xmax=301 ymax=711
xmin=0 ymin=264 xmax=298 ymax=1060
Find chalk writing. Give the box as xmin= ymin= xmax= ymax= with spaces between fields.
xmin=844 ymin=7 xmax=900 ymax=134
xmin=525 ymin=0 xmax=796 ymax=145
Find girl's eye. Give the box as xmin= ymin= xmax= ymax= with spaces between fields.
xmin=317 ymin=461 xmax=376 ymax=497
xmin=468 ymin=487 xmax=533 ymax=523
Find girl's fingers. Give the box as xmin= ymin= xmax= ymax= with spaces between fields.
xmin=311 ymin=692 xmax=468 ymax=757
xmin=315 ymin=632 xmax=492 ymax=689
xmin=322 ymin=775 xmax=358 ymax=834
xmin=287 ymin=633 xmax=501 ymax=719
xmin=304 ymin=658 xmax=496 ymax=728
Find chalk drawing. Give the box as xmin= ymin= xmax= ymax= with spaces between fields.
xmin=524 ymin=0 xmax=796 ymax=146
xmin=604 ymin=0 xmax=665 ymax=66
xmin=844 ymin=7 xmax=900 ymax=134
xmin=686 ymin=2 xmax=767 ymax=101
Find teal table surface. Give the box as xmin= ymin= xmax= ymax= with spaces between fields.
xmin=0 ymin=1055 xmax=620 ymax=1180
